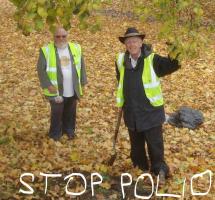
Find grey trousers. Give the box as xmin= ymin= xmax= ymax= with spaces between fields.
xmin=49 ymin=96 xmax=77 ymax=140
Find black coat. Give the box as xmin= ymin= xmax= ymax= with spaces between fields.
xmin=116 ymin=44 xmax=180 ymax=131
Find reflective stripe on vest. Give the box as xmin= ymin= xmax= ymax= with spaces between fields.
xmin=68 ymin=43 xmax=83 ymax=96
xmin=41 ymin=42 xmax=83 ymax=96
xmin=116 ymin=53 xmax=164 ymax=107
xmin=116 ymin=53 xmax=125 ymax=107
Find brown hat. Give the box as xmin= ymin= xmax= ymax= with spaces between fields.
xmin=119 ymin=27 xmax=145 ymax=43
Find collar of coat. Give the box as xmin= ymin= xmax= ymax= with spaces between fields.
xmin=124 ymin=43 xmax=152 ymax=69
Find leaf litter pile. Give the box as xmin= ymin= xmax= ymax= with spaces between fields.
xmin=0 ymin=0 xmax=214 ymax=199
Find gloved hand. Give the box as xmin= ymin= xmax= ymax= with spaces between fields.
xmin=166 ymin=42 xmax=182 ymax=61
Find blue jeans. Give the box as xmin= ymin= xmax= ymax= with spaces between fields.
xmin=49 ymin=96 xmax=77 ymax=140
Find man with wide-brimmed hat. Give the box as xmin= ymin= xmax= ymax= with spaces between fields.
xmin=116 ymin=27 xmax=180 ymax=183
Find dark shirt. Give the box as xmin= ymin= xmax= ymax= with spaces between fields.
xmin=116 ymin=44 xmax=180 ymax=131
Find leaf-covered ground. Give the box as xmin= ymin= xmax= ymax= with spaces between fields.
xmin=0 ymin=0 xmax=214 ymax=199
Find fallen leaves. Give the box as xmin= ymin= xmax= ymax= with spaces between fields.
xmin=0 ymin=0 xmax=215 ymax=199
xmin=70 ymin=151 xmax=80 ymax=162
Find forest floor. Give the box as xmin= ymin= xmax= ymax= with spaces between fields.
xmin=0 ymin=0 xmax=214 ymax=199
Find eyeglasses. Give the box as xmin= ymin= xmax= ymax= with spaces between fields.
xmin=55 ymin=35 xmax=67 ymax=38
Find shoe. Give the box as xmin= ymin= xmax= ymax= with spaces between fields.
xmin=50 ymin=137 xmax=60 ymax=142
xmin=158 ymin=170 xmax=166 ymax=185
xmin=67 ymin=134 xmax=75 ymax=140
xmin=49 ymin=134 xmax=61 ymax=141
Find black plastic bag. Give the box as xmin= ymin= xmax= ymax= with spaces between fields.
xmin=167 ymin=106 xmax=204 ymax=129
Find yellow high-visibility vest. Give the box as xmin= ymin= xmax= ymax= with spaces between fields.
xmin=116 ymin=53 xmax=164 ymax=107
xmin=41 ymin=42 xmax=83 ymax=96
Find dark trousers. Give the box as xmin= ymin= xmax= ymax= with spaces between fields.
xmin=49 ymin=96 xmax=77 ymax=140
xmin=128 ymin=125 xmax=169 ymax=176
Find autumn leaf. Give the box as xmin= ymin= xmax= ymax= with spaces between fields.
xmin=70 ymin=151 xmax=80 ymax=162
xmin=1 ymin=0 xmax=214 ymax=199
xmin=100 ymin=182 xmax=111 ymax=190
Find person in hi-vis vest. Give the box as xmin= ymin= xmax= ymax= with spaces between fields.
xmin=116 ymin=27 xmax=180 ymax=184
xmin=37 ymin=27 xmax=87 ymax=141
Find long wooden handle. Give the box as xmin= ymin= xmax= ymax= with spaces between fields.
xmin=113 ymin=108 xmax=123 ymax=150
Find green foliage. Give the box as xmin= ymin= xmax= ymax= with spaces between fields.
xmin=10 ymin=0 xmax=102 ymax=35
xmin=132 ymin=0 xmax=214 ymax=61
xmin=10 ymin=0 xmax=214 ymax=60
xmin=0 ymin=136 xmax=10 ymax=145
